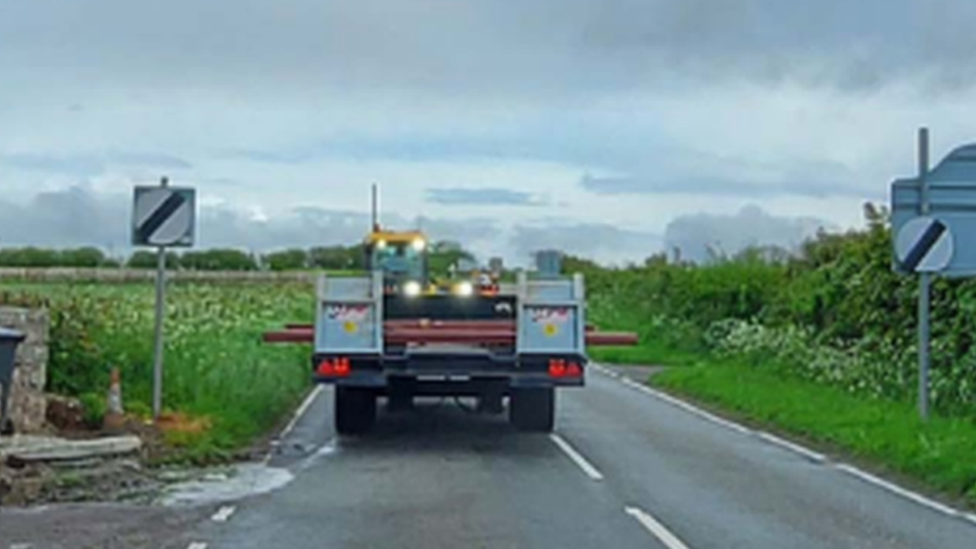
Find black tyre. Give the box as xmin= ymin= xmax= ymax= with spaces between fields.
xmin=509 ymin=387 xmax=555 ymax=432
xmin=335 ymin=386 xmax=377 ymax=435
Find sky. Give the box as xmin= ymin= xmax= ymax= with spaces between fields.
xmin=1 ymin=0 xmax=975 ymax=266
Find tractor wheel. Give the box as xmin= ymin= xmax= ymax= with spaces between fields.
xmin=510 ymin=387 xmax=555 ymax=432
xmin=335 ymin=386 xmax=377 ymax=435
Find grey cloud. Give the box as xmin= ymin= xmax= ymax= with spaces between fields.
xmin=108 ymin=152 xmax=193 ymax=170
xmin=0 ymin=185 xmax=128 ymax=251
xmin=581 ymin=155 xmax=868 ymax=199
xmin=425 ymin=188 xmax=545 ymax=206
xmin=581 ymin=175 xmax=861 ymax=199
xmin=508 ymin=221 xmax=662 ymax=266
xmin=663 ymin=204 xmax=834 ymax=263
xmin=0 ymin=151 xmax=193 ymax=177
xmin=2 ymin=0 xmax=973 ymax=99
xmin=0 ymin=185 xmax=501 ymax=257
xmin=0 ymin=153 xmax=104 ymax=176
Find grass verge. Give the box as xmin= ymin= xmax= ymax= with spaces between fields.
xmin=1 ymin=281 xmax=314 ymax=465
xmin=652 ymin=358 xmax=976 ymax=508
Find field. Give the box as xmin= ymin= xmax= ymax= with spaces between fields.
xmin=1 ymin=281 xmax=315 ymax=461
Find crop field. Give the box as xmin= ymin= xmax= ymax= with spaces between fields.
xmin=1 ymin=281 xmax=316 ymax=460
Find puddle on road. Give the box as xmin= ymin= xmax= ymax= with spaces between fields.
xmin=298 ymin=438 xmax=338 ymax=470
xmin=156 ymin=462 xmax=295 ymax=507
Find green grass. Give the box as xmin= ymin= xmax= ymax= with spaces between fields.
xmin=653 ymin=359 xmax=976 ymax=507
xmin=588 ymin=340 xmax=702 ymax=366
xmin=1 ymin=280 xmax=315 ymax=462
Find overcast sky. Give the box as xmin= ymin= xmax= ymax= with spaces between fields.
xmin=2 ymin=0 xmax=975 ymax=265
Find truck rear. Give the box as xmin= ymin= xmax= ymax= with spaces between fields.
xmin=310 ymin=270 xmax=593 ymax=434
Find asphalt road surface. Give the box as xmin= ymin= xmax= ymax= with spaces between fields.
xmin=4 ymin=366 xmax=976 ymax=548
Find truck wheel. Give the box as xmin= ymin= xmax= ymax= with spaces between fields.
xmin=335 ymin=386 xmax=376 ymax=435
xmin=510 ymin=387 xmax=555 ymax=432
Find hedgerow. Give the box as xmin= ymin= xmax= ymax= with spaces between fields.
xmin=585 ymin=203 xmax=976 ymax=418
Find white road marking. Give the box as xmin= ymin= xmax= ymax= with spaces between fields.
xmin=186 ymin=543 xmax=208 ymax=549
xmin=211 ymin=505 xmax=236 ymax=522
xmin=263 ymin=384 xmax=325 ymax=464
xmin=281 ymin=384 xmax=324 ymax=439
xmin=595 ymin=363 xmax=976 ymax=526
xmin=618 ymin=374 xmax=751 ymax=435
xmin=835 ymin=464 xmax=961 ymax=518
xmin=756 ymin=432 xmax=826 ymax=463
xmin=549 ymin=433 xmax=604 ymax=481
xmin=299 ymin=437 xmax=339 ymax=471
xmin=624 ymin=506 xmax=692 ymax=549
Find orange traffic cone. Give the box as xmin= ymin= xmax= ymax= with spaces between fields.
xmin=103 ymin=367 xmax=125 ymax=432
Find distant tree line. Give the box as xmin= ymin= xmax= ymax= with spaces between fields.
xmin=0 ymin=241 xmax=478 ymax=275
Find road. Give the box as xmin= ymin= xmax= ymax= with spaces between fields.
xmin=3 ymin=366 xmax=975 ymax=548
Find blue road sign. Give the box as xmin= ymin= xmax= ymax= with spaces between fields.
xmin=891 ymin=143 xmax=976 ymax=276
xmin=132 ymin=186 xmax=196 ymax=247
xmin=895 ymin=216 xmax=954 ymax=273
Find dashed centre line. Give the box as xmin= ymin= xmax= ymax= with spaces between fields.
xmin=624 ymin=506 xmax=693 ymax=549
xmin=211 ymin=505 xmax=236 ymax=522
xmin=549 ymin=433 xmax=604 ymax=481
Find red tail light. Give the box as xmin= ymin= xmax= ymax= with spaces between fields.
xmin=549 ymin=359 xmax=582 ymax=378
xmin=317 ymin=357 xmax=351 ymax=377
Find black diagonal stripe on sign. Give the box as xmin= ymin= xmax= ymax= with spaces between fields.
xmin=137 ymin=192 xmax=185 ymax=243
xmin=903 ymin=219 xmax=946 ymax=272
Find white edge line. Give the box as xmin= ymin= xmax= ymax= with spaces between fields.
xmin=624 ymin=506 xmax=692 ymax=549
xmin=834 ymin=463 xmax=962 ymax=518
xmin=756 ymin=432 xmax=826 ymax=463
xmin=549 ymin=433 xmax=604 ymax=481
xmin=211 ymin=505 xmax=236 ymax=522
xmin=281 ymin=384 xmax=324 ymax=439
xmin=186 ymin=543 xmax=208 ymax=549
xmin=263 ymin=384 xmax=324 ymax=464
xmin=616 ymin=372 xmax=751 ymax=435
xmin=594 ymin=363 xmax=976 ymax=524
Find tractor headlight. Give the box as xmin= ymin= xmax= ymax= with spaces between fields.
xmin=454 ymin=281 xmax=474 ymax=297
xmin=403 ymin=280 xmax=422 ymax=297
xmin=375 ymin=239 xmax=387 ymax=250
xmin=411 ymin=238 xmax=426 ymax=251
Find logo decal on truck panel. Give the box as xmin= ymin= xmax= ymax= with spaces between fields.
xmin=528 ymin=307 xmax=570 ymax=324
xmin=326 ymin=304 xmax=370 ymax=322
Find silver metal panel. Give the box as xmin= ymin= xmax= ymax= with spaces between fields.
xmin=315 ymin=302 xmax=380 ymax=353
xmin=318 ymin=276 xmax=374 ymax=300
xmin=515 ymin=273 xmax=587 ymax=355
xmin=524 ymin=280 xmax=576 ymax=301
xmin=517 ymin=304 xmax=581 ymax=353
xmin=314 ymin=272 xmax=383 ymax=354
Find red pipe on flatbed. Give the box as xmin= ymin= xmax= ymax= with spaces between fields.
xmin=284 ymin=321 xmax=598 ymax=331
xmin=262 ymin=327 xmax=638 ymax=346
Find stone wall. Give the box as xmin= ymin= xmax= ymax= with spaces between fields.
xmin=0 ymin=307 xmax=49 ymax=434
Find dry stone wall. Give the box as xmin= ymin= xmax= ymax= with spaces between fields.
xmin=0 ymin=307 xmax=49 ymax=434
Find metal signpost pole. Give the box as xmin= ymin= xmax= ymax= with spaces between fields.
xmin=152 ymin=176 xmax=169 ymax=420
xmin=917 ymin=129 xmax=931 ymax=421
xmin=131 ymin=176 xmax=195 ymax=421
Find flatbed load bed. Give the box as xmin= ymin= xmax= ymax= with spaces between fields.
xmin=263 ymin=270 xmax=637 ymax=434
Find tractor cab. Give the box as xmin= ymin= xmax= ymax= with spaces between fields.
xmin=364 ymin=225 xmax=430 ymax=294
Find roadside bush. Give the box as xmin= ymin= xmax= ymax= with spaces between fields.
xmin=585 ymin=202 xmax=976 ymax=419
